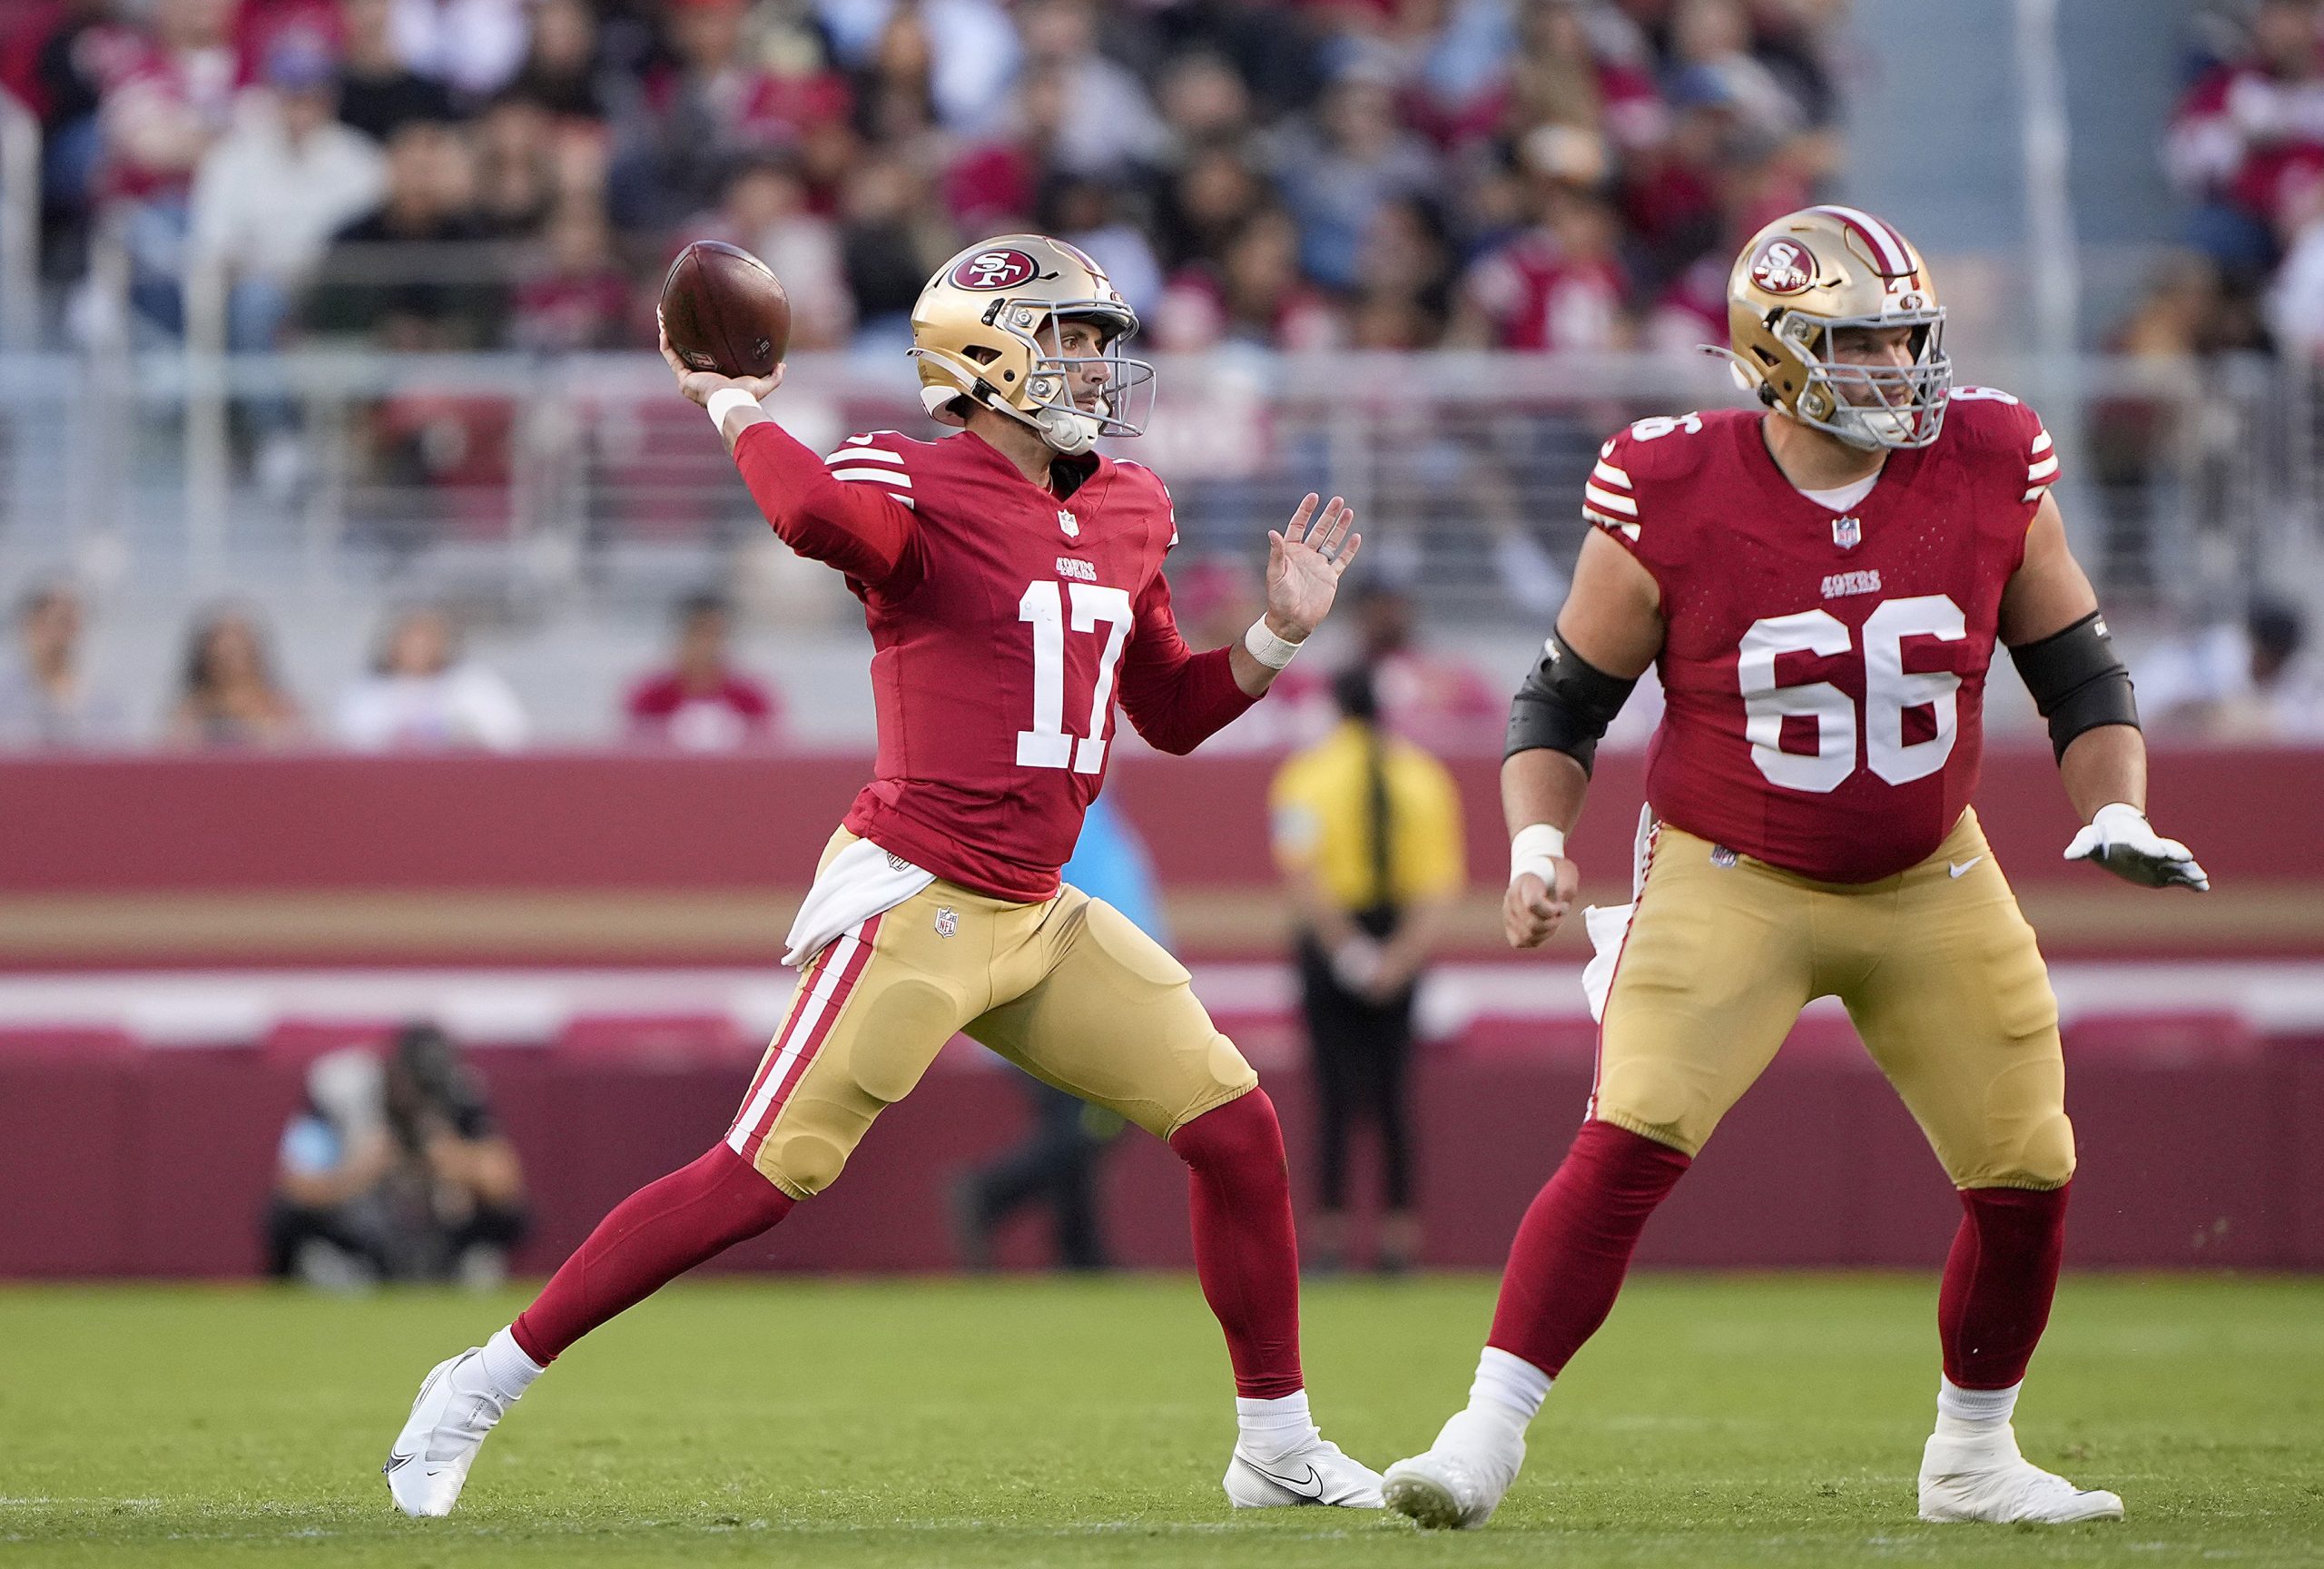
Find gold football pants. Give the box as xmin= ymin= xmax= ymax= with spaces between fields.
xmin=727 ymin=833 xmax=1258 ymax=1199
xmin=1592 ymin=808 xmax=2073 ymax=1190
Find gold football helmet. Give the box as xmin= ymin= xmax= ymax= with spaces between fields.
xmin=1721 ymin=205 xmax=1951 ymax=450
xmin=909 ymin=235 xmax=1153 ymax=456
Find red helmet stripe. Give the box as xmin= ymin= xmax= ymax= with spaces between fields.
xmin=1809 ymin=204 xmax=1915 ymax=278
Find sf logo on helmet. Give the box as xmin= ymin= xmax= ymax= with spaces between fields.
xmin=951 ymin=249 xmax=1040 ymax=291
xmin=1750 ymin=237 xmax=1817 ymax=295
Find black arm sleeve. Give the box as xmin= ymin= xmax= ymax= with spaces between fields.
xmin=2006 ymin=609 xmax=2140 ymax=762
xmin=1505 ymin=631 xmax=1639 ymax=777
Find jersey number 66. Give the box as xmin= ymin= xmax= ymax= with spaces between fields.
xmin=1738 ymin=594 xmax=1966 ymax=794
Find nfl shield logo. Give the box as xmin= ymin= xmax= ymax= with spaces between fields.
xmin=1058 ymin=508 xmax=1079 ymax=538
xmin=1832 ymin=515 xmax=1862 ymax=550
xmin=1709 ymin=844 xmax=1738 ymax=869
xmin=934 ymin=906 xmax=958 ymax=939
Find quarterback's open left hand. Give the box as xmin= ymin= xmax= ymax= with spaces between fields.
xmin=1264 ymin=493 xmax=1360 ymax=643
xmin=2063 ymin=802 xmax=2209 ymax=891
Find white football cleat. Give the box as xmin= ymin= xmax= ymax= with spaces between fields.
xmin=1917 ymin=1426 xmax=2123 ymax=1524
xmin=1381 ymin=1407 xmax=1527 ymax=1529
xmin=384 ymin=1347 xmax=516 ymax=1517
xmin=1224 ymin=1433 xmax=1385 ymax=1508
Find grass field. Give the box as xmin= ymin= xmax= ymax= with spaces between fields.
xmin=2 ymin=1274 xmax=2319 ymax=1566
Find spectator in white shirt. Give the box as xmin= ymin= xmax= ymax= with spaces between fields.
xmin=191 ymin=35 xmax=389 ymax=352
xmin=0 ymin=579 xmax=127 ymax=748
xmin=389 ymin=0 xmax=529 ymax=103
xmin=1014 ymin=0 xmax=1167 ymax=176
xmin=336 ymin=606 xmax=528 ymax=752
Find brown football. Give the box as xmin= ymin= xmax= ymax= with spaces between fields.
xmin=659 ymin=240 xmax=791 ymax=378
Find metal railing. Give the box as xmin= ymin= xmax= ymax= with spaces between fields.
xmin=0 ymin=89 xmax=38 ymax=354
xmin=0 ymin=344 xmax=2314 ymax=627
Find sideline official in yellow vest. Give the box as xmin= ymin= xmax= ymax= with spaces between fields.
xmin=1269 ymin=665 xmax=1466 ymax=1274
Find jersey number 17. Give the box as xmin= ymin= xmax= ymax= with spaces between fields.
xmin=1017 ymin=579 xmax=1135 ymax=775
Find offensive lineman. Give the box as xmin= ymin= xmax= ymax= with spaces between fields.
xmin=1383 ymin=207 xmax=2208 ymax=1530
xmin=385 ymin=237 xmax=1384 ymax=1514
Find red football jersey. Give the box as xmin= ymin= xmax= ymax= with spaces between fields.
xmin=1586 ymin=390 xmax=2059 ymax=883
xmin=734 ymin=421 xmax=1253 ymax=903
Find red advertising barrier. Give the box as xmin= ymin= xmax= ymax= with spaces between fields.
xmin=0 ymin=1018 xmax=2317 ymax=1278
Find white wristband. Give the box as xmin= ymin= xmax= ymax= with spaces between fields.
xmin=706 ymin=388 xmax=759 ymax=434
xmin=1243 ymin=617 xmax=1305 ymax=670
xmin=1510 ymin=823 xmax=1567 ymax=886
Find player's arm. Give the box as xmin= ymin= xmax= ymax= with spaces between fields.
xmin=1502 ymin=528 xmax=1664 ymax=948
xmin=1118 ymin=569 xmax=1261 ymax=755
xmin=1999 ymin=493 xmax=2208 ymax=891
xmin=1121 ymin=494 xmax=1359 ymax=754
xmin=658 ymin=321 xmax=920 ymax=587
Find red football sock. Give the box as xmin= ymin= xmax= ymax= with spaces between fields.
xmin=1486 ymin=1119 xmax=1691 ymax=1378
xmin=1169 ymin=1090 xmax=1304 ymax=1400
xmin=511 ymin=1143 xmax=794 ymax=1364
xmin=1938 ymin=1182 xmax=2070 ymax=1389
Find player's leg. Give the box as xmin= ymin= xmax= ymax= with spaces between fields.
xmin=967 ymin=890 xmax=1383 ymax=1508
xmin=387 ymin=890 xmax=990 ymax=1517
xmin=1841 ymin=811 xmax=2118 ymax=1525
xmin=1385 ymin=825 xmax=1816 ymax=1528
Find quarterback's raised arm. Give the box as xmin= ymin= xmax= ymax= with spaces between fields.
xmin=1501 ymin=528 xmax=1664 ymax=948
xmin=660 ymin=321 xmax=921 ymax=589
xmin=1999 ymin=493 xmax=2207 ymax=891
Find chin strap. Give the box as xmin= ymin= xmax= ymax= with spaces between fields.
xmin=1033 ymin=405 xmax=1101 ymax=456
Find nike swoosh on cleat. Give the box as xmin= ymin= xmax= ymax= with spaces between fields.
xmin=1949 ymin=857 xmax=1984 ymax=879
xmin=1245 ymin=1461 xmax=1325 ymax=1498
xmin=384 ymin=1452 xmax=416 ymax=1474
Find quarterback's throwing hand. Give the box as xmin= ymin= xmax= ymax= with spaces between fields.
xmin=1503 ymin=862 xmax=1580 ymax=949
xmin=659 ymin=311 xmax=783 ymax=408
xmin=1265 ymin=494 xmax=1360 ymax=641
xmin=2063 ymin=802 xmax=2209 ymax=892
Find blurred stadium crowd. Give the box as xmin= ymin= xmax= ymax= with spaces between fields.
xmin=0 ymin=557 xmax=1532 ymax=747
xmin=4 ymin=0 xmax=1851 ymax=353
xmin=8 ymin=549 xmax=2321 ymax=752
xmin=3 ymin=0 xmax=2324 ymax=752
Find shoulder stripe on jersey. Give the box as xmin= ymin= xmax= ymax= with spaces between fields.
xmin=1582 ymin=483 xmax=1637 ymax=517
xmin=1591 ymin=461 xmax=1633 ymax=489
xmin=1808 ymin=203 xmax=1915 ymax=275
xmin=2026 ymin=454 xmax=2059 ymax=482
xmin=831 ymin=467 xmax=912 ymax=488
xmin=2030 ymin=429 xmax=2053 ymax=455
xmin=827 ymin=447 xmax=905 ymax=467
xmin=1583 ymin=506 xmax=1640 ymax=541
xmin=2022 ymin=488 xmax=2048 ymax=503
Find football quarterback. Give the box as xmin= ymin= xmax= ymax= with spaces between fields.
xmin=384 ymin=236 xmax=1381 ymax=1516
xmin=1383 ymin=206 xmax=2205 ymax=1531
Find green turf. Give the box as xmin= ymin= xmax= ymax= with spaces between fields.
xmin=1 ymin=1274 xmax=2318 ymax=1565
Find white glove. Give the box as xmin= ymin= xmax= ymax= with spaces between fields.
xmin=2063 ymin=802 xmax=2209 ymax=891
